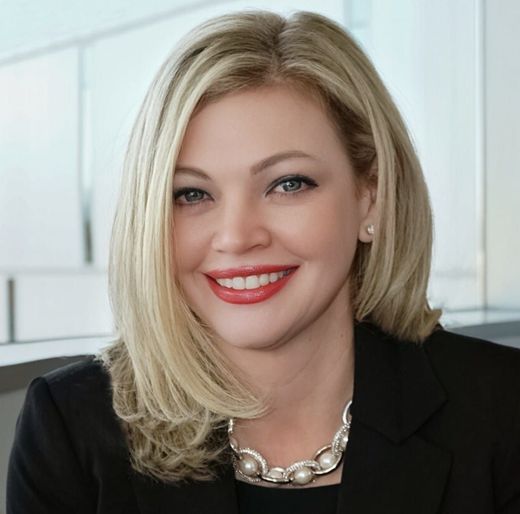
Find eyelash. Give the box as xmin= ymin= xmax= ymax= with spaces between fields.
xmin=172 ymin=174 xmax=318 ymax=208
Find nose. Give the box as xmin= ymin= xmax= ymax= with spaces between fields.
xmin=211 ymin=196 xmax=271 ymax=254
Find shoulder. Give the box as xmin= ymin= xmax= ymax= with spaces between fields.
xmin=9 ymin=357 xmax=136 ymax=511
xmin=43 ymin=354 xmax=110 ymax=385
xmin=419 ymin=327 xmax=520 ymax=509
xmin=421 ymin=327 xmax=520 ymax=430
xmin=38 ymin=355 xmax=112 ymax=407
xmin=23 ymin=354 xmax=127 ymax=456
xmin=422 ymin=326 xmax=520 ymax=380
xmin=23 ymin=355 xmax=115 ymax=427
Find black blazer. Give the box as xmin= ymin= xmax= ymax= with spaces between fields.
xmin=6 ymin=321 xmax=520 ymax=513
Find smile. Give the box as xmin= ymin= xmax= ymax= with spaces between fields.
xmin=215 ymin=270 xmax=292 ymax=290
xmin=206 ymin=268 xmax=298 ymax=304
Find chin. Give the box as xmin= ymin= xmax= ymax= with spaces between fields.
xmin=211 ymin=326 xmax=285 ymax=352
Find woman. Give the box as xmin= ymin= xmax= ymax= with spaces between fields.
xmin=7 ymin=9 xmax=520 ymax=514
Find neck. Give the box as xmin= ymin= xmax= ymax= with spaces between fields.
xmin=222 ymin=304 xmax=355 ymax=467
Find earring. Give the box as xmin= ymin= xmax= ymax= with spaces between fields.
xmin=366 ymin=224 xmax=375 ymax=236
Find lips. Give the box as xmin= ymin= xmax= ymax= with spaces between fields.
xmin=205 ymin=267 xmax=298 ymax=304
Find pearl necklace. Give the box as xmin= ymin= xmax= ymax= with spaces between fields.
xmin=228 ymin=399 xmax=352 ymax=486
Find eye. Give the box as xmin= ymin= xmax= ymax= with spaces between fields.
xmin=173 ymin=188 xmax=210 ymax=207
xmin=269 ymin=174 xmax=318 ymax=197
xmin=172 ymin=174 xmax=318 ymax=209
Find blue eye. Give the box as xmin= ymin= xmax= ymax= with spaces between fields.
xmin=269 ymin=175 xmax=318 ymax=197
xmin=173 ymin=188 xmax=209 ymax=206
xmin=172 ymin=174 xmax=318 ymax=208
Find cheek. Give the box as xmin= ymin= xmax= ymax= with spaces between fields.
xmin=172 ymin=218 xmax=209 ymax=272
xmin=282 ymin=197 xmax=360 ymax=259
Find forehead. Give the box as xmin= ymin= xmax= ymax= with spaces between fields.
xmin=177 ymin=84 xmax=344 ymax=165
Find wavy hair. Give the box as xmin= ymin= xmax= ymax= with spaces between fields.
xmin=99 ymin=8 xmax=442 ymax=483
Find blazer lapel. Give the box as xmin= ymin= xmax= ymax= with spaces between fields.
xmin=130 ymin=321 xmax=452 ymax=513
xmin=336 ymin=321 xmax=452 ymax=513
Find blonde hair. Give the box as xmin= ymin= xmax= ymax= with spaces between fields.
xmin=100 ymin=8 xmax=442 ymax=483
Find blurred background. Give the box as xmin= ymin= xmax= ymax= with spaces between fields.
xmin=0 ymin=0 xmax=519 ymax=509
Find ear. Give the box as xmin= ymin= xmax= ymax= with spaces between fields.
xmin=357 ymin=163 xmax=378 ymax=243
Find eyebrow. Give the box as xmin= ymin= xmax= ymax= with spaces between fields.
xmin=174 ymin=150 xmax=318 ymax=180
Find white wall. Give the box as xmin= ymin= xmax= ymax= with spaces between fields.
xmin=485 ymin=0 xmax=520 ymax=309
xmin=350 ymin=0 xmax=482 ymax=311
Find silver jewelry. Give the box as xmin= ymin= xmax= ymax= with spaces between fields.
xmin=366 ymin=224 xmax=375 ymax=235
xmin=228 ymin=399 xmax=352 ymax=486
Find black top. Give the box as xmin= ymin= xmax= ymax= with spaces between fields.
xmin=6 ymin=321 xmax=520 ymax=513
xmin=235 ymin=480 xmax=339 ymax=514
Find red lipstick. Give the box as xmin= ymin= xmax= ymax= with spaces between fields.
xmin=205 ymin=265 xmax=299 ymax=304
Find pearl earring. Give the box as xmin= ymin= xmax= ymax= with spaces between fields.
xmin=366 ymin=224 xmax=375 ymax=235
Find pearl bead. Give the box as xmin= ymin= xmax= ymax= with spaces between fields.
xmin=293 ymin=467 xmax=313 ymax=485
xmin=340 ymin=434 xmax=349 ymax=448
xmin=239 ymin=456 xmax=259 ymax=476
xmin=318 ymin=451 xmax=338 ymax=469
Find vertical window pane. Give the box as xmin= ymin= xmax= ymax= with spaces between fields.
xmin=0 ymin=48 xmax=83 ymax=269
xmin=349 ymin=0 xmax=480 ymax=310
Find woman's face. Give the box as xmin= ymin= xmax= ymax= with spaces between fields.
xmin=172 ymin=84 xmax=375 ymax=352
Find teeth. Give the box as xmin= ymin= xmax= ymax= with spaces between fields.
xmin=232 ymin=277 xmax=245 ymax=290
xmin=215 ymin=270 xmax=292 ymax=290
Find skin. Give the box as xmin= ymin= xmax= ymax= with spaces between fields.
xmin=172 ymin=83 xmax=377 ymax=487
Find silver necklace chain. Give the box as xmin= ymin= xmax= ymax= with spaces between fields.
xmin=228 ymin=399 xmax=353 ymax=486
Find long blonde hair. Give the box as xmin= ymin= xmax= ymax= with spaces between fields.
xmin=100 ymin=8 xmax=442 ymax=483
